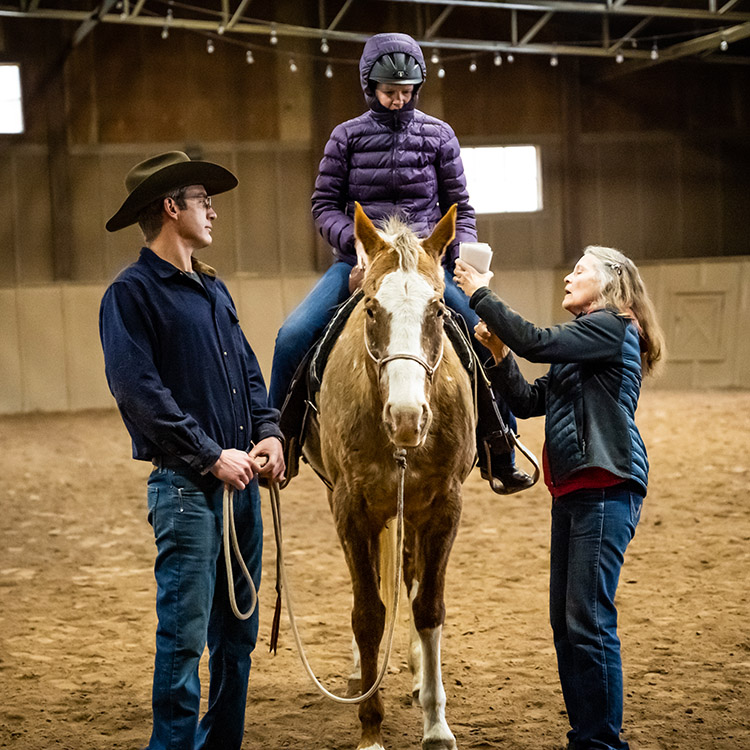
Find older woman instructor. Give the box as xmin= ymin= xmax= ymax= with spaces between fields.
xmin=454 ymin=246 xmax=665 ymax=750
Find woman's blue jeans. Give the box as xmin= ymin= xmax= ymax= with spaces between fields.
xmin=146 ymin=465 xmax=262 ymax=750
xmin=268 ymin=262 xmax=516 ymax=437
xmin=550 ymin=485 xmax=643 ymax=750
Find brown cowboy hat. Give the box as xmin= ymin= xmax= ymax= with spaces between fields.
xmin=105 ymin=151 xmax=238 ymax=232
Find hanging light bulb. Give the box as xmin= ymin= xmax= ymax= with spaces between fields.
xmin=206 ymin=39 xmax=215 ymax=54
xmin=161 ymin=7 xmax=172 ymax=39
xmin=437 ymin=66 xmax=446 ymax=79
xmin=246 ymin=49 xmax=254 ymax=64
xmin=650 ymin=43 xmax=659 ymax=60
xmin=506 ymin=52 xmax=514 ymax=63
xmin=615 ymin=52 xmax=624 ymax=63
xmin=550 ymin=54 xmax=558 ymax=67
xmin=289 ymin=58 xmax=298 ymax=73
xmin=720 ymin=36 xmax=729 ymax=51
xmin=270 ymin=27 xmax=278 ymax=45
xmin=325 ymin=64 xmax=333 ymax=79
xmin=320 ymin=37 xmax=329 ymax=54
xmin=469 ymin=58 xmax=477 ymax=73
xmin=494 ymin=52 xmax=502 ymax=66
xmin=430 ymin=50 xmax=440 ymax=64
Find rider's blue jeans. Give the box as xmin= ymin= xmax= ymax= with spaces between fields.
xmin=146 ymin=465 xmax=262 ymax=750
xmin=268 ymin=261 xmax=517 ymax=439
xmin=550 ymin=485 xmax=643 ymax=750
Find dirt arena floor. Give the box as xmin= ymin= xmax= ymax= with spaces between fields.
xmin=1 ymin=390 xmax=749 ymax=750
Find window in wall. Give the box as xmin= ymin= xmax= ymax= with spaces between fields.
xmin=460 ymin=145 xmax=541 ymax=214
xmin=0 ymin=64 xmax=24 ymax=134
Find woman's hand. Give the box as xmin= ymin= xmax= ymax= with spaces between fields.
xmin=475 ymin=321 xmax=509 ymax=364
xmin=454 ymin=258 xmax=493 ymax=297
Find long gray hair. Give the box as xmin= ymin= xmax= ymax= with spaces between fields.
xmin=584 ymin=245 xmax=666 ymax=375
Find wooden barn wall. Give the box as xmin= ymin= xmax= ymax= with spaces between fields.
xmin=0 ymin=10 xmax=749 ymax=413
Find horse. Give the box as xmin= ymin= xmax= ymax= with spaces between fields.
xmin=303 ymin=202 xmax=476 ymax=750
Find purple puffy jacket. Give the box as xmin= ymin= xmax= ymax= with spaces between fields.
xmin=311 ymin=32 xmax=477 ymax=268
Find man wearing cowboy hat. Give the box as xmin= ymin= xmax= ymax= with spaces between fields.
xmin=100 ymin=151 xmax=284 ymax=750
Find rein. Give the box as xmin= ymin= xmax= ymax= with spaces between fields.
xmin=222 ymin=485 xmax=258 ymax=621
xmin=263 ymin=449 xmax=408 ymax=704
xmin=364 ymin=320 xmax=444 ymax=381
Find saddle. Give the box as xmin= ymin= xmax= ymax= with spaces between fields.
xmin=276 ymin=292 xmax=515 ymax=490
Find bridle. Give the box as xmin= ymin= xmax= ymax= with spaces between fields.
xmin=363 ymin=319 xmax=445 ymax=382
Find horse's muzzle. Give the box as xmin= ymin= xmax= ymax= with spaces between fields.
xmin=384 ymin=402 xmax=432 ymax=448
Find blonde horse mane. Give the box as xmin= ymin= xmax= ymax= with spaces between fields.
xmin=377 ymin=216 xmax=421 ymax=273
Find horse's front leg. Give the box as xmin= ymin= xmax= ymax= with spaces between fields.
xmin=412 ymin=494 xmax=461 ymax=750
xmin=333 ymin=489 xmax=387 ymax=750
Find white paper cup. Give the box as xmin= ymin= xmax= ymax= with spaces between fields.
xmin=458 ymin=242 xmax=493 ymax=273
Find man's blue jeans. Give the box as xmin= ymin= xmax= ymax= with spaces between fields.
xmin=550 ymin=485 xmax=643 ymax=750
xmin=268 ymin=261 xmax=516 ymax=436
xmin=146 ymin=465 xmax=262 ymax=750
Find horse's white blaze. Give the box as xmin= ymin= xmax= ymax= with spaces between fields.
xmin=419 ymin=625 xmax=456 ymax=749
xmin=375 ymin=269 xmax=433 ymax=443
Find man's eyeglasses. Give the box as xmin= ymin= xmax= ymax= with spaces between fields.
xmin=185 ymin=194 xmax=212 ymax=210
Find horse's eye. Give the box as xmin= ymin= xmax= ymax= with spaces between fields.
xmin=366 ymin=308 xmax=374 ymax=318
xmin=436 ymin=308 xmax=444 ymax=317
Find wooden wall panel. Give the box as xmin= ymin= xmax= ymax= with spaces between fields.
xmin=594 ymin=141 xmax=643 ymax=256
xmin=62 ymin=285 xmax=113 ymax=411
xmin=232 ymin=277 xmax=287 ymax=383
xmin=0 ymin=152 xmax=17 ymax=286
xmin=0 ymin=289 xmax=23 ymax=413
xmin=235 ymin=150 xmax=280 ymax=276
xmin=69 ymin=153 xmax=107 ymax=281
xmin=720 ymin=138 xmax=750 ymax=257
xmin=680 ymin=140 xmax=722 ymax=257
xmin=638 ymin=140 xmax=682 ymax=260
xmin=276 ymin=150 xmax=316 ymax=275
xmin=577 ymin=142 xmax=603 ymax=253
xmin=14 ymin=150 xmax=54 ymax=283
xmin=17 ymin=287 xmax=68 ymax=411
xmin=444 ymin=57 xmax=563 ymax=137
xmin=1 ymin=258 xmax=749 ymax=414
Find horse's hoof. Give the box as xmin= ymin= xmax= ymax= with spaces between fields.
xmin=422 ymin=736 xmax=457 ymax=750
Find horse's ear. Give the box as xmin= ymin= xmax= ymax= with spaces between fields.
xmin=422 ymin=204 xmax=457 ymax=260
xmin=354 ymin=202 xmax=386 ymax=259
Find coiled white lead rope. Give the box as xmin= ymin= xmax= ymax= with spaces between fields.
xmin=268 ymin=448 xmax=407 ymax=704
xmin=223 ymin=485 xmax=258 ymax=620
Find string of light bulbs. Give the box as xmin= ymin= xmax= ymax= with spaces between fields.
xmin=144 ymin=0 xmax=737 ymax=78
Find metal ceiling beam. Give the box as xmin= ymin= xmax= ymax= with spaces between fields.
xmin=719 ymin=0 xmax=742 ymax=11
xmin=128 ymin=0 xmax=147 ymax=19
xmin=383 ymin=0 xmax=750 ymax=23
xmin=327 ymin=0 xmax=355 ymax=31
xmin=662 ymin=20 xmax=750 ymax=58
xmin=519 ymin=10 xmax=554 ymax=45
xmin=425 ymin=6 xmax=454 ymax=38
xmin=71 ymin=0 xmax=118 ymax=47
xmin=607 ymin=16 xmax=653 ymax=53
xmin=227 ymin=0 xmax=254 ymax=30
xmin=0 ymin=2 xmax=748 ymax=65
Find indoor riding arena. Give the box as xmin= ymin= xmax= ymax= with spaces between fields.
xmin=1 ymin=3 xmax=749 ymax=750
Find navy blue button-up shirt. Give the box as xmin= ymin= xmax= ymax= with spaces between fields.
xmin=100 ymin=247 xmax=281 ymax=474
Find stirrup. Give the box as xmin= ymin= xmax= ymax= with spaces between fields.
xmin=478 ymin=433 xmax=539 ymax=495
